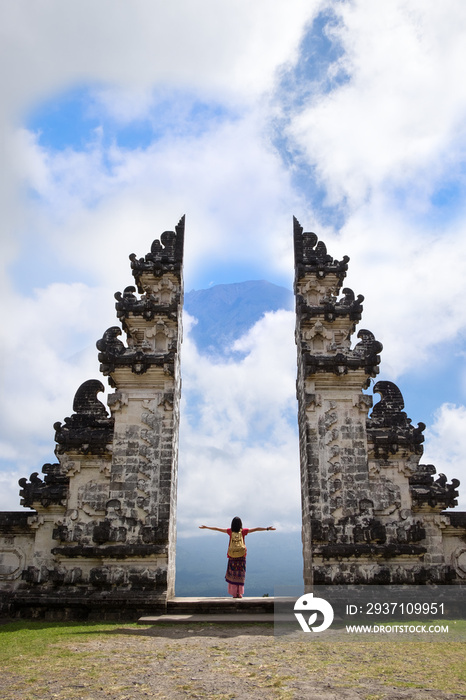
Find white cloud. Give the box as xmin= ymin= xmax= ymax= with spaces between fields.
xmin=0 ymin=0 xmax=323 ymax=303
xmin=334 ymin=202 xmax=466 ymax=379
xmin=278 ymin=0 xmax=466 ymax=386
xmin=288 ymin=0 xmax=466 ymax=207
xmin=0 ymin=471 xmax=35 ymax=512
xmin=17 ymin=112 xmax=303 ymax=290
xmin=423 ymin=403 xmax=466 ymax=511
xmin=0 ymin=281 xmax=112 ymax=505
xmin=0 ymin=0 xmax=320 ymax=114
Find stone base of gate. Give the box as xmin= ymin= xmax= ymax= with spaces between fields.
xmin=0 ymin=590 xmax=168 ymax=621
xmin=138 ymin=596 xmax=276 ymax=624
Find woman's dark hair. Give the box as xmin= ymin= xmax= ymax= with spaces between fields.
xmin=231 ymin=516 xmax=242 ymax=532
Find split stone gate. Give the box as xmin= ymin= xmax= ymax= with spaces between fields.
xmin=0 ymin=217 xmax=465 ymax=618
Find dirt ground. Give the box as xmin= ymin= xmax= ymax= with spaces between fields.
xmin=2 ymin=623 xmax=466 ymax=700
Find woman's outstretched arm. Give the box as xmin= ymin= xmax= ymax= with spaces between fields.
xmin=248 ymin=526 xmax=276 ymax=533
xmin=199 ymin=525 xmax=229 ymax=533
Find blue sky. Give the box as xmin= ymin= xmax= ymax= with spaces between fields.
xmin=1 ymin=0 xmax=466 ymax=530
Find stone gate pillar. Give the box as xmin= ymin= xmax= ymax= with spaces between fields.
xmin=294 ymin=217 xmax=464 ymax=587
xmin=294 ymin=217 xmax=382 ymax=588
xmin=2 ymin=218 xmax=185 ymax=617
xmin=96 ymin=216 xmax=184 ymax=600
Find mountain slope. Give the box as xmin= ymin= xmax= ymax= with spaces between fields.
xmin=184 ymin=280 xmax=293 ymax=353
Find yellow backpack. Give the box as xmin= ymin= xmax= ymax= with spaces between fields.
xmin=228 ymin=529 xmax=246 ymax=558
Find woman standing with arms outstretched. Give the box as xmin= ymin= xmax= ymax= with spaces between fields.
xmin=199 ymin=516 xmax=276 ymax=598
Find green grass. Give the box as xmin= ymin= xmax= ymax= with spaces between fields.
xmin=290 ymin=620 xmax=466 ymax=693
xmin=0 ymin=619 xmax=465 ymax=699
xmin=0 ymin=620 xmax=140 ymax=667
xmin=0 ymin=621 xmax=154 ymax=700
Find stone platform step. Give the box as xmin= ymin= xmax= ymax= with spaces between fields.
xmin=138 ymin=596 xmax=276 ymax=625
xmin=138 ymin=613 xmax=275 ymax=624
xmin=168 ymin=596 xmax=275 ymax=614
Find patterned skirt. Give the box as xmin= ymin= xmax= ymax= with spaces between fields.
xmin=225 ymin=556 xmax=246 ymax=585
